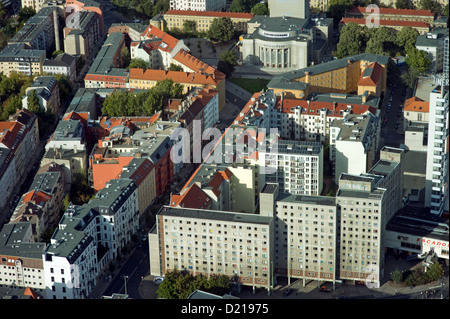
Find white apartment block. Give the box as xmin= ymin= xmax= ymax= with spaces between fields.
xmin=336 ymin=174 xmax=387 ymax=288
xmin=425 ymin=86 xmax=449 ymax=216
xmin=169 ymin=0 xmax=226 ymax=11
xmin=260 ymin=140 xmax=323 ymax=196
xmin=43 ymin=178 xmax=139 ymax=299
xmin=149 ymin=206 xmax=275 ymax=293
xmin=330 ymin=113 xmax=380 ymax=184
xmin=259 ymin=183 xmax=338 ymax=287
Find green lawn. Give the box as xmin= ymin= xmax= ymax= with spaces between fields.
xmin=230 ymin=78 xmax=269 ymax=94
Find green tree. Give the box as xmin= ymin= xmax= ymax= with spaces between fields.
xmin=54 ymin=74 xmax=73 ymax=104
xmin=401 ymin=67 xmax=420 ymax=88
xmin=208 ymin=17 xmax=235 ymax=42
xmin=156 ymin=270 xmax=231 ymax=299
xmin=335 ymin=22 xmax=364 ymax=58
xmin=183 ymin=20 xmax=196 ymax=34
xmin=327 ymin=0 xmax=354 ymax=25
xmin=230 ymin=0 xmax=246 ymax=12
xmin=405 ymin=47 xmax=431 ymax=74
xmin=419 ymin=0 xmax=442 ymax=14
xmin=365 ymin=27 xmax=396 ymax=56
xmin=391 ymin=269 xmax=404 ymax=291
xmin=52 ymin=50 xmax=64 ymax=58
xmin=121 ymin=46 xmax=131 ymax=68
xmin=26 ymin=90 xmax=41 ymax=113
xmin=251 ymin=3 xmax=269 ymax=15
xmin=127 ymin=58 xmax=149 ymax=70
xmin=443 ymin=3 xmax=449 ymax=17
xmin=395 ymin=0 xmax=415 ymax=9
xmin=395 ymin=26 xmax=420 ymax=54
xmin=218 ymin=50 xmax=238 ymax=77
xmin=152 ymin=0 xmax=169 ymax=17
xmin=425 ymin=262 xmax=444 ymax=282
xmin=18 ymin=6 xmax=36 ymax=24
xmin=168 ymin=63 xmax=183 ymax=71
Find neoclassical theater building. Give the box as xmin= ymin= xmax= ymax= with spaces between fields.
xmin=239 ymin=0 xmax=332 ymax=70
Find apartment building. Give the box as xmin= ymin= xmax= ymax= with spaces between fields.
xmin=259 ymin=183 xmax=337 ymax=287
xmin=9 ymin=6 xmax=58 ymax=51
xmin=10 ymin=162 xmax=66 ymax=241
xmin=277 ymin=92 xmax=379 ymax=142
xmin=23 ymin=76 xmax=60 ymax=114
xmin=173 ymin=162 xmax=264 ymax=214
xmin=108 ymin=22 xmax=148 ymax=42
xmin=41 ymin=146 xmax=87 ymax=190
xmin=64 ymin=10 xmax=101 ymax=58
xmin=403 ymin=96 xmax=429 ymax=133
xmin=65 ymin=0 xmax=104 ymax=36
xmin=46 ymin=119 xmax=86 ymax=152
xmin=163 ymin=9 xmax=252 ymax=33
xmin=43 ymin=53 xmax=77 ymax=82
xmin=84 ymin=32 xmax=128 ymax=88
xmin=260 ymin=140 xmax=323 ymax=196
xmin=267 ymin=53 xmax=389 ymax=100
xmin=128 ymin=68 xmax=226 ymax=111
xmin=0 ymin=43 xmax=46 ymax=76
xmin=0 ymin=110 xmax=40 ymax=213
xmin=330 ymin=113 xmax=380 ymax=183
xmin=336 ymin=173 xmax=387 ymax=288
xmin=169 ymin=0 xmax=226 ymax=11
xmin=339 ymin=18 xmax=431 ymax=35
xmin=345 ymin=6 xmax=435 ymax=24
xmin=0 ymin=222 xmax=47 ymax=295
xmin=43 ymin=178 xmax=138 ymax=299
xmin=118 ymin=157 xmax=156 ymax=217
xmin=425 ymin=86 xmax=449 ymax=216
xmin=129 ymin=26 xmax=188 ymax=70
xmin=415 ymin=29 xmax=449 ymax=74
xmin=365 ymin=148 xmax=404 ymax=224
xmin=149 ymin=206 xmax=275 ymax=293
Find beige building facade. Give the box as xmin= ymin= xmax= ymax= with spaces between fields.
xmin=149 ymin=206 xmax=275 ymax=293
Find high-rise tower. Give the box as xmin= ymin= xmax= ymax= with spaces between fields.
xmin=268 ymin=0 xmax=310 ymax=19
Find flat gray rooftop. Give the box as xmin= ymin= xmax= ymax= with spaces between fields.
xmin=158 ymin=206 xmax=273 ymax=225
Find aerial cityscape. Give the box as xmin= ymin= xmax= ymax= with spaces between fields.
xmin=0 ymin=0 xmax=448 ymax=305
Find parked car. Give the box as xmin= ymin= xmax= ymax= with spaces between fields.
xmin=395 ymin=121 xmax=399 ymax=129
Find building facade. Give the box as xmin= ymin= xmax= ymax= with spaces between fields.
xmin=425 ymin=86 xmax=449 ymax=216
xmin=0 ymin=44 xmax=46 ymax=76
xmin=149 ymin=206 xmax=275 ymax=293
xmin=330 ymin=113 xmax=380 ymax=183
xmin=169 ymin=0 xmax=226 ymax=11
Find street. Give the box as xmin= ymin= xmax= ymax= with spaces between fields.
xmin=379 ymin=68 xmax=409 ymax=149
xmin=101 ymin=237 xmax=150 ymax=299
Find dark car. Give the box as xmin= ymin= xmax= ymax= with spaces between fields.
xmin=283 ymin=288 xmax=292 ymax=297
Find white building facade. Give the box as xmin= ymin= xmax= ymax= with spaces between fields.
xmin=169 ymin=0 xmax=226 ymax=11
xmin=425 ymin=86 xmax=449 ymax=216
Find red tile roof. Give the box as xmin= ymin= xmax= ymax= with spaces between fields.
xmin=129 ymin=68 xmax=221 ymax=86
xmin=403 ymin=96 xmax=429 ymax=113
xmin=173 ymin=49 xmax=224 ymax=80
xmin=348 ymin=6 xmax=434 ymax=17
xmin=141 ymin=25 xmax=179 ymax=52
xmin=170 ymin=183 xmax=212 ymax=209
xmin=358 ymin=62 xmax=383 ymax=87
xmin=165 ymin=9 xmax=253 ymax=19
xmin=340 ymin=18 xmax=430 ymax=28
